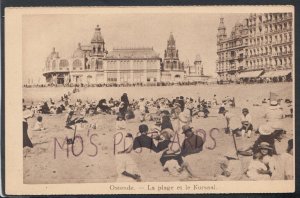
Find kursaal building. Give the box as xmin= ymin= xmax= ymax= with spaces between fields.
xmin=43 ymin=25 xmax=208 ymax=85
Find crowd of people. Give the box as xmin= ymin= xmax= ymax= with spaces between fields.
xmin=23 ymin=81 xmax=213 ymax=88
xmin=22 ymin=88 xmax=294 ymax=182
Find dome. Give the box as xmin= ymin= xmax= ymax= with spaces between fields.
xmin=47 ymin=47 xmax=59 ymax=60
xmin=73 ymin=43 xmax=85 ymax=58
xmin=195 ymin=54 xmax=202 ymax=62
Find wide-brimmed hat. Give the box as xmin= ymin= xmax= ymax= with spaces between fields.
xmin=160 ymin=128 xmax=175 ymax=140
xmin=23 ymin=109 xmax=32 ymax=119
xmin=270 ymin=100 xmax=278 ymax=106
xmin=182 ymin=124 xmax=193 ymax=134
xmin=258 ymin=124 xmax=273 ymax=135
xmin=242 ymin=108 xmax=249 ymax=113
xmin=258 ymin=142 xmax=273 ymax=150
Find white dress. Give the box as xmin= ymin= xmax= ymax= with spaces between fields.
xmin=247 ymin=160 xmax=271 ymax=180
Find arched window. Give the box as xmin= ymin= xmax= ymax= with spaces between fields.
xmin=73 ymin=59 xmax=82 ymax=70
xmin=52 ymin=60 xmax=56 ymax=70
xmin=96 ymin=59 xmax=103 ymax=70
xmin=87 ymin=75 xmax=93 ymax=84
xmin=46 ymin=61 xmax=51 ymax=70
xmin=73 ymin=59 xmax=82 ymax=67
xmin=59 ymin=59 xmax=69 ymax=68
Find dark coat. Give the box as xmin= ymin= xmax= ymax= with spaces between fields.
xmin=161 ymin=116 xmax=174 ymax=131
xmin=133 ymin=134 xmax=158 ymax=152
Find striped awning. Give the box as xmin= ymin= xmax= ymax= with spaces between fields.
xmin=238 ymin=70 xmax=264 ymax=78
xmin=262 ymin=70 xmax=292 ymax=78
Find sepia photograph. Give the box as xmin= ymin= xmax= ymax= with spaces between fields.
xmin=5 ymin=6 xmax=295 ymax=194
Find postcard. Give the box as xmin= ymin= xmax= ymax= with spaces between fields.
xmin=5 ymin=5 xmax=295 ymax=195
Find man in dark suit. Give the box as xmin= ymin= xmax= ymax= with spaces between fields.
xmin=181 ymin=125 xmax=204 ymax=157
xmin=133 ymin=124 xmax=158 ymax=152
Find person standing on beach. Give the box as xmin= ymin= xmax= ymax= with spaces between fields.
xmin=219 ymin=108 xmax=240 ymax=135
xmin=23 ymin=106 xmax=34 ymax=148
xmin=138 ymin=98 xmax=147 ymax=122
xmin=121 ymin=93 xmax=129 ymax=112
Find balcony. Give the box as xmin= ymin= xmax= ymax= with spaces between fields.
xmin=229 ymin=56 xmax=235 ymax=61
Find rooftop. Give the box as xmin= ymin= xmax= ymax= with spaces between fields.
xmin=105 ymin=47 xmax=160 ymax=59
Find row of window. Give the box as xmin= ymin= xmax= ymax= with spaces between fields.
xmin=249 ymin=21 xmax=292 ymax=34
xmin=217 ymin=58 xmax=292 ymax=72
xmin=249 ymin=13 xmax=292 ymax=22
xmin=248 ymin=32 xmax=292 ymax=46
xmin=218 ymin=39 xmax=246 ymax=50
xmin=218 ymin=43 xmax=292 ymax=61
xmin=246 ymin=57 xmax=292 ymax=66
xmin=247 ymin=44 xmax=292 ymax=56
xmin=107 ymin=72 xmax=158 ymax=82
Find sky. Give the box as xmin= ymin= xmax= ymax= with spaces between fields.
xmin=22 ymin=13 xmax=249 ymax=83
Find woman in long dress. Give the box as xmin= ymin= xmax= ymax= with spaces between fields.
xmin=23 ymin=108 xmax=33 ymax=148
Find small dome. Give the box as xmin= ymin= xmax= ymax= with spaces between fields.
xmin=47 ymin=47 xmax=59 ymax=60
xmin=195 ymin=54 xmax=202 ymax=62
xmin=73 ymin=43 xmax=85 ymax=58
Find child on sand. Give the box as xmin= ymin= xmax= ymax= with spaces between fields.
xmin=32 ymin=116 xmax=46 ymax=131
xmin=246 ymin=152 xmax=271 ymax=180
xmin=217 ymin=153 xmax=243 ymax=181
xmin=240 ymin=108 xmax=253 ymax=138
xmin=114 ymin=115 xmax=141 ymax=182
xmin=116 ymin=113 xmax=126 ymax=131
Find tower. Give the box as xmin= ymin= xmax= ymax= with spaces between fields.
xmin=163 ymin=32 xmax=181 ymax=71
xmin=217 ymin=17 xmax=227 ymax=43
xmin=90 ymin=25 xmax=106 ymax=57
xmin=194 ymin=54 xmax=204 ymax=76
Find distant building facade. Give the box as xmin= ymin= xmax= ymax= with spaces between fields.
xmin=216 ymin=18 xmax=249 ymax=82
xmin=43 ymin=27 xmax=188 ymax=85
xmin=216 ymin=13 xmax=293 ymax=82
xmin=184 ymin=55 xmax=211 ymax=82
xmin=103 ymin=47 xmax=161 ymax=84
xmin=44 ymin=25 xmax=107 ymax=85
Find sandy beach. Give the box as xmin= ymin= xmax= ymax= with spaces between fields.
xmin=23 ymin=83 xmax=293 ymax=184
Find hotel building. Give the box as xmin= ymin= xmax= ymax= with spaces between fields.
xmin=216 ymin=13 xmax=293 ymax=82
